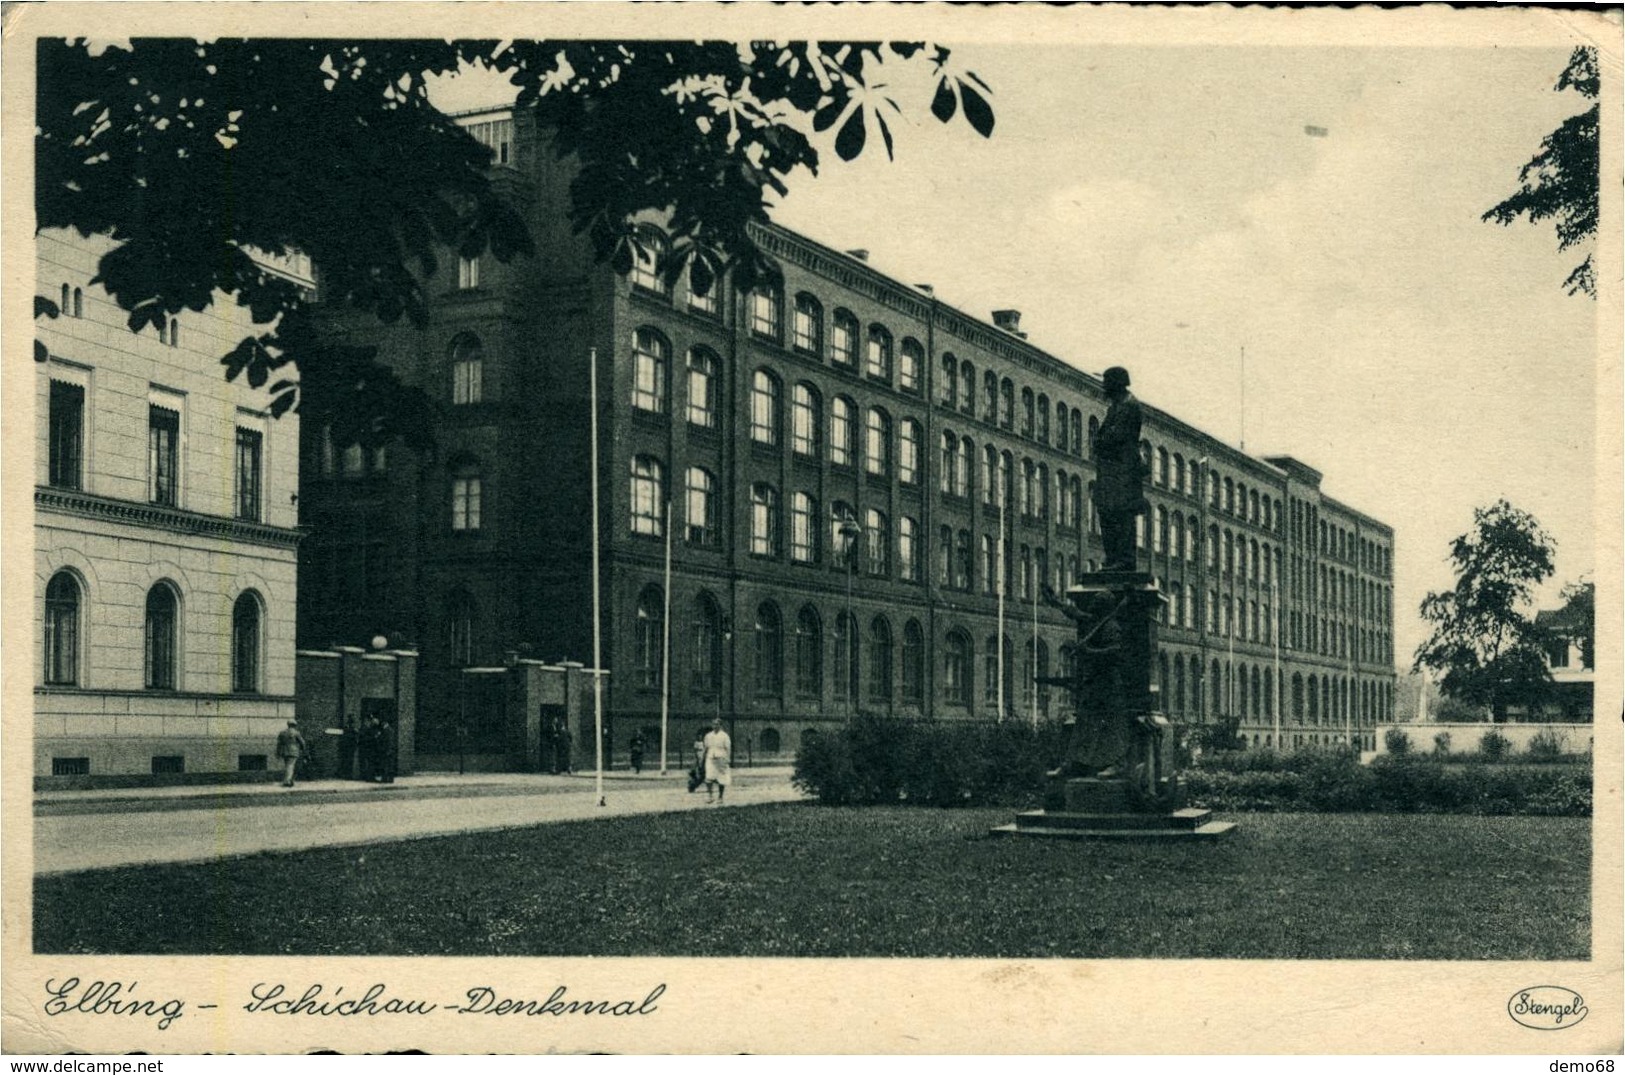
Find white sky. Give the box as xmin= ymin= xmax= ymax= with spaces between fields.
xmin=431 ymin=42 xmax=1601 ymax=665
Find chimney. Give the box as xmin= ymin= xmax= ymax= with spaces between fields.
xmin=915 ymin=283 xmax=934 ymax=296
xmin=846 ymin=249 xmax=869 ymax=262
xmin=992 ymin=309 xmax=1022 ymax=333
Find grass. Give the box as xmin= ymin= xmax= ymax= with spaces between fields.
xmin=35 ymin=805 xmax=1590 ymax=960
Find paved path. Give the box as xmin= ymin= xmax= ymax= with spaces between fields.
xmin=33 ymin=769 xmax=803 ymax=875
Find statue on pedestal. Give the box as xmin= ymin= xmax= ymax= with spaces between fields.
xmin=1091 ymin=366 xmax=1148 ymax=572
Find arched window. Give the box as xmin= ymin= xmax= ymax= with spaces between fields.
xmin=631 ymin=328 xmax=668 ymax=413
xmin=999 ymin=378 xmax=1015 ymax=429
xmin=940 ymin=431 xmax=957 ymax=494
xmin=449 ymin=333 xmax=485 ymax=405
xmin=231 ymin=590 xmax=263 ymax=694
xmin=636 ymin=586 xmax=664 ymax=689
xmin=899 ymin=516 xmax=919 ymax=581
xmin=956 ymin=437 xmax=973 ymax=498
xmin=1072 ymin=476 xmax=1085 ymax=530
xmin=687 ymin=348 xmax=719 ymax=428
xmin=60 ymin=283 xmax=69 ymax=313
xmin=1022 ymin=458 xmax=1037 ymax=518
xmin=750 ymin=484 xmax=780 ymax=557
xmin=1156 ymin=447 xmax=1169 ymax=486
xmin=830 ymin=397 xmax=855 ymax=466
xmin=1174 ymin=656 xmax=1186 ymax=714
xmin=630 ymin=455 xmax=664 ymax=536
xmin=899 ymin=338 xmax=924 ymax=393
xmin=1155 ymin=506 xmax=1168 ymax=554
xmin=631 ymin=227 xmax=670 ymax=294
xmin=944 ymin=630 xmax=972 ymax=706
xmin=902 ymin=620 xmax=925 ymax=703
xmin=750 ymin=369 xmax=781 ymax=445
xmin=834 ymin=611 xmax=859 ymax=710
xmin=982 ymin=444 xmax=998 ymax=505
xmin=941 ymin=354 xmax=958 ymax=407
xmin=831 ymin=309 xmax=859 ymax=367
xmin=750 ymin=284 xmax=783 ymax=341
xmin=899 ymin=419 xmax=921 ymax=485
xmin=446 ymin=590 xmax=477 ymax=668
xmin=1037 ymin=393 xmax=1051 ymax=443
xmin=866 ymin=325 xmax=893 ymax=381
xmin=865 ymin=508 xmax=890 ymax=577
xmin=144 ymin=583 xmax=179 ymax=690
xmin=793 ymin=293 xmax=823 ymax=355
xmin=792 ymin=382 xmax=820 ymax=457
xmin=983 ymin=370 xmax=999 ymax=423
xmin=1173 ymin=453 xmax=1185 ymax=494
xmin=1036 ymin=463 xmax=1049 ymax=520
xmin=1021 ymin=387 xmax=1035 ymax=437
xmin=754 ymin=602 xmax=783 ymax=697
xmin=684 ymin=466 xmax=715 ymax=545
xmin=72 ymin=287 xmax=83 ymax=318
xmin=795 ymin=606 xmax=822 ymax=696
xmin=1087 ymin=415 xmax=1100 ymax=458
xmin=43 ymin=571 xmax=80 ymax=686
xmin=865 ymin=408 xmax=891 ymax=476
xmin=691 ymin=593 xmax=721 ymax=696
xmin=960 ymin=361 xmax=976 ymax=414
xmin=791 ymin=491 xmax=819 ymax=563
xmin=867 ymin=616 xmax=893 ymax=704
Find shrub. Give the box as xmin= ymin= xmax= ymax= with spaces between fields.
xmin=792 ymin=715 xmax=1063 ymax=808
xmin=1185 ymin=751 xmax=1591 ymax=816
xmin=1479 ymin=729 xmax=1512 ymax=761
xmin=1526 ymin=729 xmax=1566 ymax=761
xmin=1384 ymin=728 xmax=1412 ymax=756
xmin=1432 ymin=731 xmax=1453 ymax=757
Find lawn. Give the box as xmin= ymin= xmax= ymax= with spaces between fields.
xmin=35 ymin=805 xmax=1590 ymax=959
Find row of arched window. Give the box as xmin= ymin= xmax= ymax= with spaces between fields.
xmin=630 ymin=586 xmax=1072 ymax=713
xmin=42 ymin=571 xmax=266 ymax=693
xmin=1148 ymin=653 xmax=1391 ymax=727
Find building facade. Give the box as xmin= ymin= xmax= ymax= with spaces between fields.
xmin=34 ymin=230 xmax=307 ymax=782
xmin=299 ymin=106 xmax=1398 ymax=767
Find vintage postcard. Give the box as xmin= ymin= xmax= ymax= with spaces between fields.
xmin=4 ymin=1 xmax=1620 ymax=1057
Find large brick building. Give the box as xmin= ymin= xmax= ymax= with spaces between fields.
xmin=34 ymin=231 xmax=308 ymax=781
xmin=299 ymin=106 xmax=1398 ymax=768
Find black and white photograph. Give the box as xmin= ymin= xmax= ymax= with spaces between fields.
xmin=6 ymin=1 xmax=1621 ymax=1058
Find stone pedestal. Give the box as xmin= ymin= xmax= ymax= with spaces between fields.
xmin=994 ymin=571 xmax=1237 ymax=842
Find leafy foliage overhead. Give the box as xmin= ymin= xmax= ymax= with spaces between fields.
xmin=1413 ymin=500 xmax=1557 ymax=720
xmin=36 ymin=38 xmax=994 ymax=445
xmin=1482 ymin=46 xmax=1599 ymax=298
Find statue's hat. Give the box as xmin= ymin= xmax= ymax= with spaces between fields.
xmin=1103 ymin=366 xmax=1131 ymax=391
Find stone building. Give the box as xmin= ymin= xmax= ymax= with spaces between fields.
xmin=298 ymin=105 xmax=1398 ymax=768
xmin=33 ymin=230 xmax=307 ymax=783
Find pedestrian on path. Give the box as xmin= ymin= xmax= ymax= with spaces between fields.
xmin=276 ymin=719 xmax=308 ymax=788
xmin=629 ymin=732 xmax=645 ymax=775
xmin=702 ymin=717 xmax=732 ymax=803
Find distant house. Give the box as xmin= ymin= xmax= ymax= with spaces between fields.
xmin=1534 ymin=605 xmax=1594 ymax=722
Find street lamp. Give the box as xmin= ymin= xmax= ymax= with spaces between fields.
xmin=837 ymin=510 xmax=862 ymax=720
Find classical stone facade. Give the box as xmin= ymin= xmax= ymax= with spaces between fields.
xmin=299 ymin=106 xmax=1398 ymax=769
xmin=34 ymin=231 xmax=306 ymax=783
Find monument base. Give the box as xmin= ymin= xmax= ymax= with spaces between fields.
xmin=994 ymin=776 xmax=1236 ymax=840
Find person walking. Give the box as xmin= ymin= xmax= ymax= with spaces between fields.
xmin=702 ymin=717 xmax=732 ymax=804
xmin=629 ymin=732 xmax=645 ymax=775
xmin=275 ymin=719 xmax=308 ymax=788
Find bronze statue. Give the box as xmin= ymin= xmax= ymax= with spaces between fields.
xmin=1091 ymin=366 xmax=1147 ymax=572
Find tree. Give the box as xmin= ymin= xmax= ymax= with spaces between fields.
xmin=1482 ymin=46 xmax=1599 ymax=297
xmin=35 ymin=38 xmax=994 ymax=446
xmin=1413 ymin=500 xmax=1557 ymax=721
xmin=1551 ymin=578 xmax=1595 ymax=669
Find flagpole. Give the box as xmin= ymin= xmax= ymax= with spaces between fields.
xmin=997 ymin=464 xmax=1006 ymax=723
xmin=1272 ymin=578 xmax=1282 ymax=750
xmin=1030 ymin=556 xmax=1040 ymax=730
xmin=660 ymin=496 xmax=673 ymax=775
xmin=590 ymin=346 xmax=605 ymax=807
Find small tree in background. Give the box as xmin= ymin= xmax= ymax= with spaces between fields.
xmin=1414 ymin=500 xmax=1556 ymax=722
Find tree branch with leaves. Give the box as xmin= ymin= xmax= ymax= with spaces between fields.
xmin=35 ymin=37 xmax=994 ymax=448
xmin=1482 ymin=46 xmax=1599 ymax=298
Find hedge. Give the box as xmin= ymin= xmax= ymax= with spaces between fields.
xmin=793 ymin=718 xmax=1591 ymax=816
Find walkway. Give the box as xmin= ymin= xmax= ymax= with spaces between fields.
xmin=32 ymin=767 xmax=803 ymax=875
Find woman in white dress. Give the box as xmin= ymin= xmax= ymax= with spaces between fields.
xmin=702 ymin=717 xmax=732 ymax=803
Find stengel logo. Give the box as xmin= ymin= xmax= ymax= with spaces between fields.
xmin=1507 ymin=986 xmax=1588 ymax=1030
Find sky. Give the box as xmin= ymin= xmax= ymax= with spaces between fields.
xmin=431 ymin=40 xmax=1602 ymax=665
